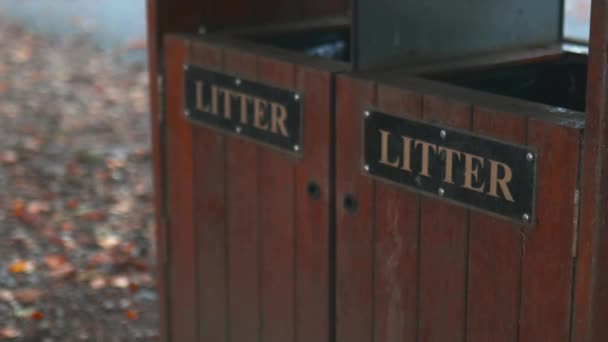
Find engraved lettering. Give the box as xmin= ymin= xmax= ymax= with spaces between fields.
xmin=271 ymin=103 xmax=289 ymax=137
xmin=401 ymin=136 xmax=413 ymax=172
xmin=415 ymin=140 xmax=437 ymax=177
xmin=438 ymin=147 xmax=462 ymax=184
xmin=253 ymin=97 xmax=269 ymax=130
xmin=463 ymin=153 xmax=486 ymax=193
xmin=379 ymin=130 xmax=401 ymax=168
xmin=489 ymin=160 xmax=515 ymax=202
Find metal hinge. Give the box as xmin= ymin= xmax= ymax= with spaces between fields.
xmin=571 ymin=189 xmax=580 ymax=258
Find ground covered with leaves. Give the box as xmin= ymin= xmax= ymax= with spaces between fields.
xmin=0 ymin=14 xmax=159 ymax=341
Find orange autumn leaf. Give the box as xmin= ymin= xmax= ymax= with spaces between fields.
xmin=44 ymin=255 xmax=66 ymax=270
xmin=65 ymin=198 xmax=80 ymax=210
xmin=128 ymin=282 xmax=139 ymax=294
xmin=8 ymin=260 xmax=35 ymax=274
xmin=30 ymin=311 xmax=43 ymax=321
xmin=125 ymin=309 xmax=138 ymax=321
xmin=11 ymin=199 xmax=25 ymax=218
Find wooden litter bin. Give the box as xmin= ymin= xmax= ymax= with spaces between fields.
xmin=147 ymin=1 xmax=350 ymax=341
xmin=335 ymin=1 xmax=608 ymax=342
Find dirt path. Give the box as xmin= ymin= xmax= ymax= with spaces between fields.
xmin=0 ymin=15 xmax=158 ymax=341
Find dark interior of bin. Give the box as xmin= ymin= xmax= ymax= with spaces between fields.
xmin=249 ymin=26 xmax=351 ymax=62
xmin=425 ymin=53 xmax=588 ymax=111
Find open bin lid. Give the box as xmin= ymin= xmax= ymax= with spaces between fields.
xmin=354 ymin=0 xmax=566 ymax=69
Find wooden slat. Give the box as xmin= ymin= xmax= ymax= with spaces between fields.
xmin=573 ymin=0 xmax=608 ymax=341
xmin=190 ymin=41 xmax=228 ymax=342
xmin=418 ymin=95 xmax=470 ymax=342
xmin=295 ymin=65 xmax=332 ymax=342
xmin=164 ymin=35 xmax=197 ymax=342
xmin=223 ymin=48 xmax=261 ymax=342
xmin=467 ymin=107 xmax=526 ymax=342
xmin=256 ymin=56 xmax=297 ymax=342
xmin=520 ymin=120 xmax=580 ymax=342
xmin=145 ymin=1 xmax=168 ymax=341
xmin=335 ymin=75 xmax=376 ymax=342
xmin=373 ymin=85 xmax=421 ymax=342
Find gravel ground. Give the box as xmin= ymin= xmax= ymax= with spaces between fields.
xmin=0 ymin=14 xmax=159 ymax=341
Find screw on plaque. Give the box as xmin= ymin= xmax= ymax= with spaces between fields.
xmin=235 ymin=78 xmax=242 ymax=86
xmin=440 ymin=130 xmax=447 ymax=140
xmin=526 ymin=153 xmax=534 ymax=162
xmin=364 ymin=164 xmax=370 ymax=172
xmin=522 ymin=213 xmax=530 ymax=222
xmin=294 ymin=93 xmax=301 ymax=101
xmin=235 ymin=125 xmax=242 ymax=134
xmin=293 ymin=145 xmax=300 ymax=152
xmin=364 ymin=111 xmax=371 ymax=118
xmin=438 ymin=187 xmax=445 ymax=196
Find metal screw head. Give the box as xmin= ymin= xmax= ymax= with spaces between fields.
xmin=364 ymin=164 xmax=370 ymax=172
xmin=440 ymin=130 xmax=447 ymax=140
xmin=198 ymin=26 xmax=207 ymax=34
xmin=438 ymin=187 xmax=445 ymax=196
xmin=364 ymin=111 xmax=371 ymax=118
xmin=526 ymin=153 xmax=534 ymax=162
xmin=183 ymin=64 xmax=189 ymax=71
xmin=293 ymin=145 xmax=300 ymax=152
xmin=235 ymin=125 xmax=242 ymax=134
xmin=235 ymin=78 xmax=242 ymax=86
xmin=184 ymin=109 xmax=191 ymax=117
xmin=522 ymin=213 xmax=530 ymax=222
xmin=294 ymin=93 xmax=301 ymax=101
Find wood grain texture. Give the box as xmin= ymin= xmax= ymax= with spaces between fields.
xmin=145 ymin=1 xmax=168 ymax=341
xmin=467 ymin=107 xmax=526 ymax=342
xmin=294 ymin=64 xmax=332 ymax=342
xmin=256 ymin=55 xmax=297 ymax=342
xmin=190 ymin=41 xmax=228 ymax=342
xmin=335 ymin=74 xmax=376 ymax=342
xmin=520 ymin=120 xmax=580 ymax=342
xmin=373 ymin=85 xmax=422 ymax=342
xmin=223 ymin=47 xmax=261 ymax=342
xmin=418 ymin=95 xmax=470 ymax=342
xmin=573 ymin=0 xmax=608 ymax=341
xmin=164 ymin=35 xmax=197 ymax=342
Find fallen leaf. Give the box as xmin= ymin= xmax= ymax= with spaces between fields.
xmin=11 ymin=199 xmax=25 ymax=218
xmin=111 ymin=276 xmax=129 ymax=289
xmin=60 ymin=222 xmax=75 ymax=232
xmin=80 ymin=210 xmax=106 ymax=222
xmin=13 ymin=289 xmax=42 ymax=304
xmin=90 ymin=277 xmax=107 ymax=290
xmin=1 ymin=150 xmax=17 ymax=164
xmin=65 ymin=198 xmax=80 ymax=210
xmin=47 ymin=262 xmax=76 ymax=279
xmin=44 ymin=255 xmax=66 ymax=270
xmin=8 ymin=260 xmax=35 ymax=274
xmin=0 ymin=326 xmax=20 ymax=339
xmin=128 ymin=282 xmax=139 ymax=294
xmin=30 ymin=310 xmax=43 ymax=321
xmin=125 ymin=309 xmax=138 ymax=321
xmin=26 ymin=201 xmax=50 ymax=215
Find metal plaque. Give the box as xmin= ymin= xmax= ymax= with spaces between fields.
xmin=184 ymin=64 xmax=302 ymax=153
xmin=364 ymin=110 xmax=536 ymax=223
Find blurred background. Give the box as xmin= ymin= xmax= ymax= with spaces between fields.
xmin=0 ymin=0 xmax=592 ymax=340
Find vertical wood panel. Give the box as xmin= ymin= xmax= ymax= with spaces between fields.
xmin=335 ymin=75 xmax=376 ymax=342
xmin=373 ymin=85 xmax=421 ymax=342
xmin=520 ymin=120 xmax=580 ymax=342
xmin=295 ymin=65 xmax=332 ymax=342
xmin=467 ymin=108 xmax=526 ymax=342
xmin=223 ymin=48 xmax=261 ymax=342
xmin=190 ymin=41 xmax=228 ymax=342
xmin=164 ymin=35 xmax=197 ymax=342
xmin=418 ymin=95 xmax=470 ymax=342
xmin=257 ymin=56 xmax=297 ymax=342
xmin=146 ymin=1 xmax=167 ymax=341
xmin=573 ymin=1 xmax=608 ymax=341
